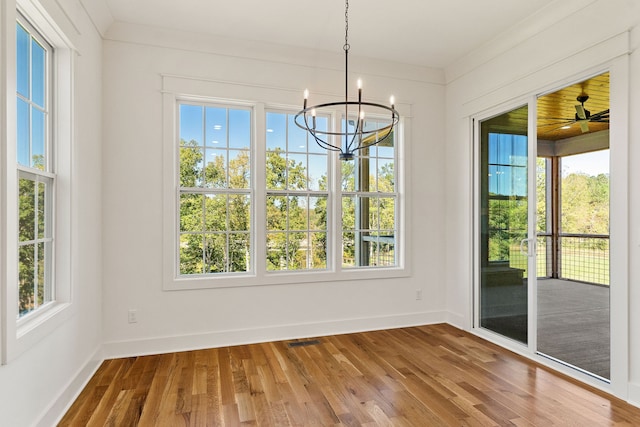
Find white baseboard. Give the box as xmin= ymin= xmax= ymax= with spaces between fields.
xmin=629 ymin=382 xmax=640 ymax=408
xmin=35 ymin=347 xmax=104 ymax=427
xmin=445 ymin=311 xmax=467 ymax=330
xmin=102 ymin=311 xmax=447 ymax=359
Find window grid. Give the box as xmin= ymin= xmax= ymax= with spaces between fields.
xmin=266 ymin=111 xmax=329 ymax=271
xmin=16 ymin=16 xmax=54 ymax=318
xmin=341 ymin=117 xmax=398 ymax=268
xmin=178 ymin=103 xmax=252 ymax=275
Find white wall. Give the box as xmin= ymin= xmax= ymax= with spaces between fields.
xmin=101 ymin=24 xmax=447 ymax=357
xmin=0 ymin=0 xmax=103 ymax=426
xmin=444 ymin=0 xmax=640 ymax=404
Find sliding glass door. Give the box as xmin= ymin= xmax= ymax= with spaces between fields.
xmin=478 ymin=105 xmax=530 ymax=344
xmin=475 ymin=72 xmax=611 ymax=381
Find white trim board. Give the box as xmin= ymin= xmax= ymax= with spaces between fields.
xmin=102 ymin=311 xmax=447 ymax=359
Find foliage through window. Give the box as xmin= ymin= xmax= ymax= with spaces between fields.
xmin=16 ymin=17 xmax=54 ymax=317
xmin=265 ymin=111 xmax=329 ymax=270
xmin=176 ymin=101 xmax=400 ymax=280
xmin=341 ymin=119 xmax=397 ymax=267
xmin=178 ymin=104 xmax=252 ymax=274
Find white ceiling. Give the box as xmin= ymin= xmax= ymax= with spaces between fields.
xmin=102 ymin=0 xmax=561 ymax=69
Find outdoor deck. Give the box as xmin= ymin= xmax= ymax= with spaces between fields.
xmin=537 ymin=278 xmax=610 ymax=379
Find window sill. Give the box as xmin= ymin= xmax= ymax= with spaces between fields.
xmin=163 ymin=266 xmax=410 ymax=291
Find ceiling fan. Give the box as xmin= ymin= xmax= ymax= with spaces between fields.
xmin=538 ymin=94 xmax=610 ymax=135
xmin=573 ymin=94 xmax=609 ymax=133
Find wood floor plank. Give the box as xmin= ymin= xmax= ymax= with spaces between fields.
xmin=59 ymin=324 xmax=640 ymax=426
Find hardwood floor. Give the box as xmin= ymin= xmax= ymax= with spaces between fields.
xmin=59 ymin=324 xmax=640 ymax=426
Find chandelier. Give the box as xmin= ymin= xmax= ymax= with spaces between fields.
xmin=294 ymin=0 xmax=399 ymax=161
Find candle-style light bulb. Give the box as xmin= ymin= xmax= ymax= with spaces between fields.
xmin=311 ymin=108 xmax=316 ymax=129
xmin=303 ymin=89 xmax=309 ymax=109
xmin=357 ymin=79 xmax=362 ymax=103
xmin=390 ymin=95 xmax=395 ymax=108
xmin=357 ymin=79 xmax=362 ymax=89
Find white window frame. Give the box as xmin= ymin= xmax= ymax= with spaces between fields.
xmin=15 ymin=15 xmax=55 ymax=319
xmin=264 ymin=108 xmax=331 ymax=272
xmin=162 ymin=75 xmax=409 ymax=291
xmin=1 ymin=3 xmax=75 ymax=363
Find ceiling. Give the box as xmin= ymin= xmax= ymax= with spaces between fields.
xmin=102 ymin=0 xmax=560 ymax=69
xmin=483 ymin=73 xmax=610 ymax=142
xmin=537 ymin=73 xmax=609 ymax=141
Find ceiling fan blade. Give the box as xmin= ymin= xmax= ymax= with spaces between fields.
xmin=590 ymin=109 xmax=609 ymax=119
xmin=575 ymin=104 xmax=587 ymax=120
xmin=579 ymin=120 xmax=589 ymax=133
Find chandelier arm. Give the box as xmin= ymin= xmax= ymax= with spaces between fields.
xmin=302 ymin=113 xmax=342 ymax=152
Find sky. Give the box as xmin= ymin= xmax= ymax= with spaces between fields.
xmin=561 ymin=149 xmax=609 ymax=178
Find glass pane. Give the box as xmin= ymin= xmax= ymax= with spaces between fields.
xmin=266 ymin=196 xmax=286 ymax=231
xmin=288 ymin=195 xmax=308 ymax=231
xmin=180 ymin=193 xmax=203 ymax=232
xmin=561 ymin=150 xmax=609 ymax=234
xmin=479 ymin=105 xmax=529 ymax=344
xmin=37 ymin=181 xmax=46 ymax=239
xmin=179 ymin=104 xmax=203 ymax=146
xmin=204 ymin=234 xmax=227 ymax=273
xmin=31 ymin=39 xmax=46 ymax=108
xmin=266 ymin=150 xmax=286 ymax=190
xmin=17 ymin=98 xmax=30 ymax=166
xmin=180 ymin=234 xmax=203 ymax=274
xmin=19 ymin=244 xmax=35 ymax=316
xmin=342 ymin=232 xmax=355 ymax=267
xmin=308 ymin=154 xmax=327 ymax=191
xmin=266 ymin=112 xmax=286 ymax=151
xmin=378 ymin=159 xmax=394 ymax=192
xmin=376 ymin=134 xmax=394 ymax=158
xmin=341 ymin=160 xmax=355 ymax=192
xmin=310 ymin=232 xmax=327 ymax=269
xmin=228 ymin=150 xmax=250 ymax=189
xmin=289 ymin=232 xmax=307 ymax=270
xmin=16 ymin=23 xmax=30 ymax=98
xmin=19 ymin=178 xmax=36 ymax=242
xmin=228 ymin=195 xmax=250 ymax=232
xmin=379 ymin=197 xmax=395 ymax=230
xmin=308 ymin=116 xmax=328 ymax=154
xmin=229 ymin=109 xmax=250 ymax=149
xmin=32 ymin=107 xmax=45 ymax=169
xmin=37 ymin=241 xmax=45 ymax=306
xmin=204 ymin=149 xmax=227 ymax=188
xmin=287 ymin=153 xmax=307 ymax=190
xmin=309 ymin=196 xmax=327 ymax=231
xmin=205 ymin=107 xmax=226 ymax=148
xmin=229 ymin=233 xmax=250 ymax=272
xmin=266 ymin=232 xmax=286 ymax=270
xmin=288 ymin=114 xmax=307 ymax=152
xmin=179 ymin=147 xmax=203 ymax=187
xmin=341 ymin=196 xmax=355 ymax=230
xmin=204 ymin=194 xmax=227 ymax=231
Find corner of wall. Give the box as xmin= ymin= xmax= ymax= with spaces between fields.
xmin=35 ymin=346 xmax=104 ymax=427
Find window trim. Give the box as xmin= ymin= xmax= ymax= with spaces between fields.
xmin=162 ymin=76 xmax=410 ymax=291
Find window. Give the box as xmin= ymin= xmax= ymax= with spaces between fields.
xmin=265 ymin=111 xmax=328 ymax=271
xmin=341 ymin=118 xmax=397 ymax=267
xmin=16 ymin=17 xmax=54 ymax=318
xmin=178 ymin=103 xmax=252 ymax=275
xmin=3 ymin=4 xmax=73 ymax=362
xmin=167 ymin=92 xmax=404 ymax=288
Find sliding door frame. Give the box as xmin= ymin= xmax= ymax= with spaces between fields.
xmin=471 ymin=57 xmax=629 ymax=399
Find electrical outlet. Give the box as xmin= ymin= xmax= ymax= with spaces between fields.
xmin=128 ymin=309 xmax=137 ymax=324
xmin=416 ymin=289 xmax=422 ymax=300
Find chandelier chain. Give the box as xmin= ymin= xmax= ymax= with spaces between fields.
xmin=344 ymin=0 xmax=350 ymax=52
xmin=295 ymin=0 xmax=399 ymax=161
